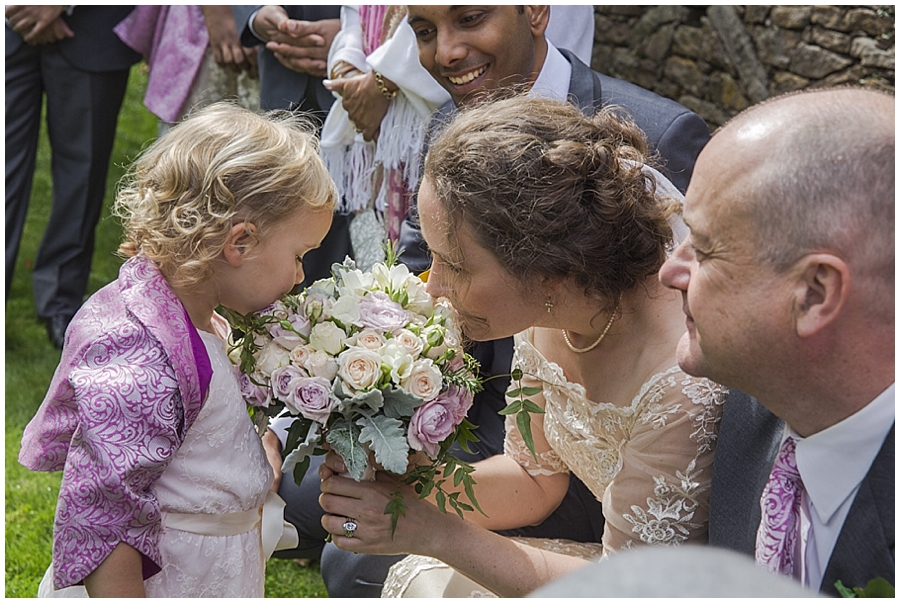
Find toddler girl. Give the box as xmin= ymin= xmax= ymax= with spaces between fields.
xmin=19 ymin=103 xmax=337 ymax=597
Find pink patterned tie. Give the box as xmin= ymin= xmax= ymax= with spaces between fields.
xmin=755 ymin=437 xmax=805 ymax=576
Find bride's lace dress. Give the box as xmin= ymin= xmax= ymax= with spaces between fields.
xmin=382 ymin=328 xmax=727 ymax=597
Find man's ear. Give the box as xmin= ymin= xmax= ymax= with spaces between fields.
xmin=792 ymin=253 xmax=849 ymax=338
xmin=223 ymin=222 xmax=257 ymax=267
xmin=525 ymin=6 xmax=550 ymax=37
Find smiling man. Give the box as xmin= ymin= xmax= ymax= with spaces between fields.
xmin=397 ymin=5 xmax=711 ymax=271
xmin=659 ymin=87 xmax=894 ymax=595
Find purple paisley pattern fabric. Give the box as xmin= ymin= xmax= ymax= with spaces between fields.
xmin=19 ymin=256 xmax=210 ymax=589
xmin=755 ymin=437 xmax=804 ymax=576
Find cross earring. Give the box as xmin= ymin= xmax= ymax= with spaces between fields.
xmin=545 ymin=296 xmax=553 ymax=313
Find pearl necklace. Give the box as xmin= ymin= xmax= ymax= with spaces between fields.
xmin=562 ymin=298 xmax=621 ymax=354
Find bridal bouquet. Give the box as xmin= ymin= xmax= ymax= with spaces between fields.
xmin=224 ymin=254 xmax=484 ymax=527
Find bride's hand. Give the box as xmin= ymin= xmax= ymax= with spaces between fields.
xmin=319 ymin=465 xmax=451 ymax=557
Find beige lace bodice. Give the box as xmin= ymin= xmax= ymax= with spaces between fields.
xmin=504 ymin=329 xmax=727 ymax=556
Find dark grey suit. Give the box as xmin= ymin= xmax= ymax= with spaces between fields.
xmin=5 ymin=7 xmax=141 ymax=319
xmin=316 ymin=48 xmax=712 ymax=597
xmin=232 ymin=5 xmax=340 ymax=114
xmin=709 ymin=393 xmax=895 ymax=596
xmin=232 ymin=5 xmax=351 ymax=290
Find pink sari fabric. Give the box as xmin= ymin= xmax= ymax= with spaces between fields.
xmin=358 ymin=5 xmax=413 ymax=242
xmin=19 ymin=255 xmax=210 ymax=589
xmin=114 ymin=6 xmax=209 ymax=123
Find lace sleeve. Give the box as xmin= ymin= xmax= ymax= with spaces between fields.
xmin=502 ymin=346 xmax=568 ymax=477
xmin=600 ymin=374 xmax=726 ymax=555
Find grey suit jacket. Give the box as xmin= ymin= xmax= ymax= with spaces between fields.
xmin=5 ymin=6 xmax=140 ymax=72
xmin=709 ymin=392 xmax=895 ymax=596
xmin=232 ymin=5 xmax=340 ymax=112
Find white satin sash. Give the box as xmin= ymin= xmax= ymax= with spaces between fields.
xmin=162 ymin=489 xmax=299 ymax=559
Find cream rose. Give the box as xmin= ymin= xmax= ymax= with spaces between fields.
xmin=305 ymin=350 xmax=339 ymax=381
xmin=353 ymin=328 xmax=386 ymax=350
xmin=337 ymin=347 xmax=384 ymax=393
xmin=394 ymin=328 xmax=425 ymax=357
xmin=401 ymin=359 xmax=443 ymax=401
xmin=290 ymin=344 xmax=312 ymax=367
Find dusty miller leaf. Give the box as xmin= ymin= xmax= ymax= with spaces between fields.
xmin=381 ymin=386 xmax=423 ymax=419
xmin=358 ymin=414 xmax=409 ymax=475
xmin=325 ymin=418 xmax=369 ymax=481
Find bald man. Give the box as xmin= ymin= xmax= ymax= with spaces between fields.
xmin=660 ymin=87 xmax=894 ymax=595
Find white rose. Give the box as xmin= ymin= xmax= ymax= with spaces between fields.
xmin=305 ymin=350 xmax=339 ymax=381
xmin=378 ymin=340 xmax=414 ymax=385
xmin=309 ymin=321 xmax=347 ymax=355
xmin=307 ymin=278 xmax=336 ymax=297
xmin=394 ymin=328 xmax=425 ymax=357
xmin=338 ymin=268 xmax=374 ymax=297
xmin=328 ymin=294 xmax=363 ymax=327
xmin=401 ymin=359 xmax=443 ymax=402
xmin=353 ymin=328 xmax=386 ymax=350
xmin=337 ymin=347 xmax=384 ymax=393
xmin=256 ymin=340 xmax=291 ymax=377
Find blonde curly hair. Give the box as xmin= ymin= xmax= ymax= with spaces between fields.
xmin=115 ymin=102 xmax=337 ymax=290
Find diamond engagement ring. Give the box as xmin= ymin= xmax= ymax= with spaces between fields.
xmin=343 ymin=518 xmax=358 ymax=538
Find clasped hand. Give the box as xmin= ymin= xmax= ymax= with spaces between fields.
xmin=253 ymin=6 xmax=338 ymax=77
xmin=6 ymin=5 xmax=73 ymax=46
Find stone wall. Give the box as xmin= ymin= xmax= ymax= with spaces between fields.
xmin=591 ymin=5 xmax=895 ymax=128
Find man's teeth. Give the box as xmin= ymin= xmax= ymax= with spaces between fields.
xmin=448 ymin=66 xmax=486 ymax=85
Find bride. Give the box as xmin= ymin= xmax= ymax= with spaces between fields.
xmin=318 ymin=96 xmax=727 ymax=597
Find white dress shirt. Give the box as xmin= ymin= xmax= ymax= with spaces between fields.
xmin=529 ymin=41 xmax=572 ymax=103
xmin=785 ymin=383 xmax=895 ymax=590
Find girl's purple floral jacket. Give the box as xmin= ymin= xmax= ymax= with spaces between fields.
xmin=19 ymin=255 xmax=212 ymax=589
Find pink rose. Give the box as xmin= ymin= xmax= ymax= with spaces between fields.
xmin=267 ymin=312 xmax=311 ymax=348
xmin=271 ymin=364 xmax=309 ymax=403
xmin=236 ymin=368 xmax=271 ymax=408
xmin=407 ymin=387 xmax=471 ymax=458
xmin=443 ymin=385 xmax=474 ymax=423
xmin=358 ymin=291 xmax=409 ymax=333
xmin=285 ymin=376 xmax=338 ymax=425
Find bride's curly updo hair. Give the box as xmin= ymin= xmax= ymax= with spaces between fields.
xmin=114 ymin=102 xmax=337 ymax=290
xmin=424 ymin=96 xmax=675 ymax=308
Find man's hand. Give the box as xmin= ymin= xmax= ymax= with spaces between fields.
xmin=6 ymin=5 xmax=72 ymax=45
xmin=202 ymin=5 xmax=257 ymax=75
xmin=266 ymin=18 xmax=340 ymax=77
xmin=324 ymin=71 xmax=392 ymax=142
xmin=249 ymin=5 xmax=288 ymax=43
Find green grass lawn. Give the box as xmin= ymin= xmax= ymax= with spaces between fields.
xmin=5 ymin=65 xmax=328 ymax=598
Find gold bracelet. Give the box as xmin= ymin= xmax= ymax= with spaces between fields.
xmin=373 ymin=72 xmax=397 ymax=99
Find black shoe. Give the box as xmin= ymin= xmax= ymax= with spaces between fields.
xmin=44 ymin=315 xmax=71 ymax=349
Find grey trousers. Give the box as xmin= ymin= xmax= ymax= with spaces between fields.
xmin=5 ymin=40 xmax=128 ymax=316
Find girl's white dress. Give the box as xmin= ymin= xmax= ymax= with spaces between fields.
xmin=144 ymin=328 xmax=273 ymax=597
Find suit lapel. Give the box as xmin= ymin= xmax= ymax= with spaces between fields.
xmin=709 ymin=391 xmax=783 ymax=554
xmin=820 ymin=425 xmax=895 ymax=595
xmin=559 ymin=48 xmax=603 ymax=115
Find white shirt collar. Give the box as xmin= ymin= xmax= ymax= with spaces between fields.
xmin=789 ymin=383 xmax=895 ymax=523
xmin=528 ymin=41 xmax=571 ymax=103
